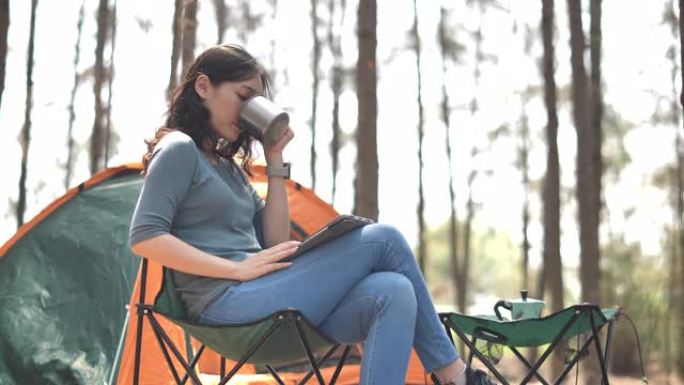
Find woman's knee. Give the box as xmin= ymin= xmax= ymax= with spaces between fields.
xmin=370 ymin=272 xmax=417 ymax=313
xmin=364 ymin=223 xmax=407 ymax=247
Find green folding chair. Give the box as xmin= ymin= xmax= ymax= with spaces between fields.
xmin=436 ymin=304 xmax=620 ymax=385
xmin=132 ymin=258 xmax=353 ymax=385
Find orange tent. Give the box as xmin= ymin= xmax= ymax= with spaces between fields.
xmin=0 ymin=162 xmax=435 ymax=385
xmin=115 ymin=163 xmax=436 ymax=385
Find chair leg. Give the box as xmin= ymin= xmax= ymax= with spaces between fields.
xmin=133 ymin=259 xmax=149 ymax=385
xmin=296 ymin=344 xmax=341 ymax=385
xmin=509 ymin=347 xmax=550 ymax=385
xmin=603 ymin=320 xmax=615 ymax=365
xmin=444 ymin=318 xmax=509 ymax=385
xmin=329 ymin=345 xmax=352 ymax=385
xmin=180 ymin=345 xmax=206 ymax=385
xmin=518 ymin=311 xmax=580 ymax=385
xmin=293 ymin=317 xmax=327 ymax=385
xmin=265 ymin=365 xmax=288 ymax=385
xmin=589 ymin=314 xmax=610 ymax=385
xmin=217 ymin=319 xmax=285 ymax=385
xmin=467 ymin=335 xmax=477 ymax=365
xmin=440 ymin=315 xmax=455 ymax=346
xmin=148 ymin=313 xmax=183 ymax=384
xmin=553 ymin=333 xmax=596 ymax=385
xmin=148 ymin=314 xmax=204 ymax=385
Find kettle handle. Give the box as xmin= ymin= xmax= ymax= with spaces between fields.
xmin=494 ymin=300 xmax=513 ymax=321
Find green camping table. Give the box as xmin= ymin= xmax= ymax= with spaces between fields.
xmin=437 ymin=305 xmax=619 ymax=385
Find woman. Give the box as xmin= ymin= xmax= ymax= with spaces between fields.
xmin=128 ymin=44 xmax=493 ymax=385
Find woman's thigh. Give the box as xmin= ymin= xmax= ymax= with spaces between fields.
xmin=198 ymin=223 xmax=405 ymax=326
xmin=316 ymin=271 xmax=416 ymax=344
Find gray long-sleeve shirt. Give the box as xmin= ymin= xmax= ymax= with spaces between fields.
xmin=128 ymin=130 xmax=266 ymax=321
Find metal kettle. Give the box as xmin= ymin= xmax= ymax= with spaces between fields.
xmin=494 ymin=290 xmax=545 ymax=321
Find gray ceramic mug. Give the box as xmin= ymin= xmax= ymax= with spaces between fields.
xmin=238 ymin=96 xmax=290 ymax=145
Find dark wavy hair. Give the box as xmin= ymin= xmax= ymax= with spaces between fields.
xmin=141 ymin=44 xmax=272 ymax=177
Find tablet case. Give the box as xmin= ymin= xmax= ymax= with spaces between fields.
xmin=290 ymin=214 xmax=374 ymax=258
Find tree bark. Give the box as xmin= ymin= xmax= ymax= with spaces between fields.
xmin=212 ymin=0 xmax=228 ymax=44
xmin=167 ymin=0 xmax=183 ymax=100
xmin=664 ymin=2 xmax=680 ymax=381
xmin=542 ymin=0 xmax=564 ymax=377
xmin=520 ymin=97 xmax=531 ymax=289
xmin=411 ymin=0 xmax=426 ymax=273
xmin=17 ymin=0 xmax=38 ymax=228
xmin=459 ymin=1 xmax=485 ymax=315
xmin=353 ymin=0 xmax=378 ymax=221
xmin=237 ymin=0 xmax=260 ymax=44
xmin=310 ymin=0 xmax=321 ymax=191
xmin=328 ymin=0 xmax=345 ymax=205
xmin=64 ymin=0 xmax=86 ymax=190
xmin=181 ymin=0 xmax=198 ymax=79
xmin=268 ymin=0 xmax=279 ymax=88
xmin=519 ymin=25 xmax=535 ymax=296
xmin=460 ymin=168 xmax=475 ymax=315
xmin=104 ymin=0 xmax=118 ymax=168
xmin=568 ymin=0 xmax=602 ymax=382
xmin=90 ymin=0 xmax=110 ymax=175
xmin=0 ymin=0 xmax=9 ymax=109
xmin=678 ymin=0 xmax=684 ymax=376
xmin=438 ymin=5 xmax=460 ymax=311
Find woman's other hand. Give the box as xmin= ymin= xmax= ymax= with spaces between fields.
xmin=264 ymin=126 xmax=294 ymax=164
xmin=233 ymin=240 xmax=299 ymax=281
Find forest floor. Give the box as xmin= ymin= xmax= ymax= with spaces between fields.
xmin=487 ymin=356 xmax=682 ymax=384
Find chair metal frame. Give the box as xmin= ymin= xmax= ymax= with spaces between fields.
xmin=132 ymin=258 xmax=352 ymax=385
xmin=435 ymin=304 xmax=617 ymax=385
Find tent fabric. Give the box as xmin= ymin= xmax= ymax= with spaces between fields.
xmin=0 ymin=165 xmax=143 ymax=385
xmin=0 ymin=162 xmax=436 ymax=385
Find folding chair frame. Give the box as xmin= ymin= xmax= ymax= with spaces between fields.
xmin=436 ymin=305 xmax=616 ymax=385
xmin=132 ymin=258 xmax=352 ymax=385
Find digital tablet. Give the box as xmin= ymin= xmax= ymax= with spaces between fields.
xmin=289 ymin=214 xmax=374 ymax=258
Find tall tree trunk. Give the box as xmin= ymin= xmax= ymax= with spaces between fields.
xmin=665 ymin=2 xmax=680 ymax=381
xmin=411 ymin=0 xmax=426 ymax=273
xmin=328 ymin=0 xmax=345 ymax=205
xmin=181 ymin=0 xmax=198 ymax=79
xmin=542 ymin=0 xmax=564 ymax=377
xmin=520 ymin=27 xmax=534 ymax=295
xmin=104 ymin=0 xmax=117 ymax=168
xmin=520 ymin=91 xmax=531 ymax=290
xmin=0 ymin=0 xmax=8 ymax=109
xmin=353 ymin=0 xmax=378 ymax=221
xmin=237 ymin=0 xmax=259 ymax=44
xmin=459 ymin=168 xmax=475 ymax=315
xmin=268 ymin=0 xmax=278 ymax=86
xmin=568 ymin=0 xmax=602 ymax=382
xmin=65 ymin=0 xmax=86 ymax=190
xmin=212 ymin=0 xmax=228 ymax=44
xmin=167 ymin=0 xmax=183 ymax=100
xmin=459 ymin=1 xmax=484 ymax=315
xmin=438 ymin=5 xmax=460 ymax=311
xmin=678 ymin=0 xmax=684 ymax=375
xmin=17 ymin=0 xmax=38 ymax=228
xmin=90 ymin=0 xmax=110 ymax=175
xmin=310 ymin=0 xmax=321 ymax=191
xmin=588 ymin=2 xmax=604 ymax=383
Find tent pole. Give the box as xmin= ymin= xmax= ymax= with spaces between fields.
xmin=107 ymin=311 xmax=129 ymax=385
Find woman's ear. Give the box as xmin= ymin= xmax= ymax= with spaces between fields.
xmin=194 ymin=74 xmax=212 ymax=100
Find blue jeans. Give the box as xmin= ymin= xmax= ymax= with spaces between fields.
xmin=198 ymin=223 xmax=460 ymax=385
